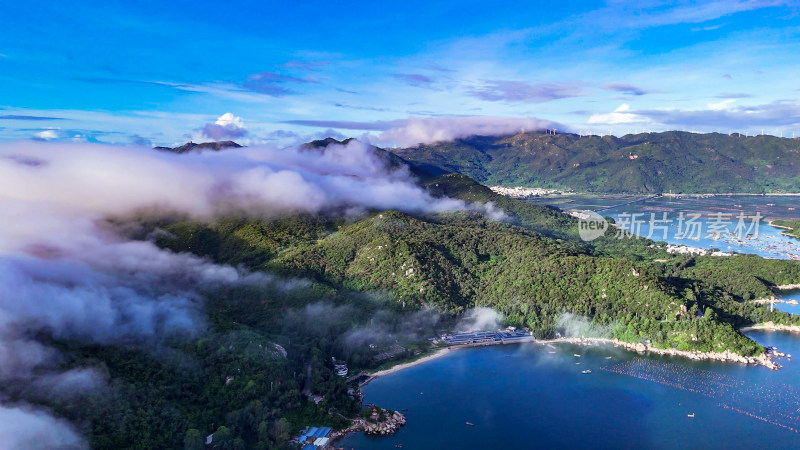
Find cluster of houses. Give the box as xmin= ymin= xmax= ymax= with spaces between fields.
xmin=439 ymin=326 xmax=534 ymax=345
xmin=296 ymin=426 xmax=332 ymax=450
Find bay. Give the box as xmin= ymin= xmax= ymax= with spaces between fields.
xmin=340 ymin=332 xmax=800 ymax=449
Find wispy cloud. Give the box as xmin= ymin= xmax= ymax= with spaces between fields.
xmin=634 ymin=100 xmax=800 ymax=128
xmin=468 ymin=80 xmax=585 ymax=103
xmin=0 ymin=115 xmax=66 ymax=121
xmin=333 ymin=103 xmax=393 ymax=113
xmin=286 ymin=119 xmax=395 ymax=131
xmin=602 ymin=0 xmax=785 ymax=28
xmin=290 ymin=116 xmax=558 ymax=146
xmin=282 ymin=60 xmax=328 ymax=71
xmin=714 ymin=92 xmax=753 ymax=98
xmin=392 ymin=73 xmax=435 ymax=87
xmin=241 ymin=71 xmax=318 ymax=96
xmin=602 ymin=82 xmax=649 ymax=96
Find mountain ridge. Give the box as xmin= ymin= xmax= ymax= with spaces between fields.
xmin=391 ymin=131 xmax=800 ymax=194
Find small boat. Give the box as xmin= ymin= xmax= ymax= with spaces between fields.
xmin=582 ymin=370 xmax=592 ymax=374
xmin=548 ymin=351 xmax=556 ymax=354
xmin=574 ymin=354 xmax=581 ymax=357
xmin=576 ymin=362 xmax=581 ymax=365
xmin=605 ymin=356 xmax=613 ymax=359
xmin=687 ymin=413 xmax=695 ymax=418
xmin=466 ymin=422 xmax=474 ymax=426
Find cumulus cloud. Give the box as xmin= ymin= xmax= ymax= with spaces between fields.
xmin=588 ymin=104 xmax=650 ymax=125
xmin=200 ymin=112 xmax=248 ymax=140
xmin=33 ymin=129 xmax=59 ymax=140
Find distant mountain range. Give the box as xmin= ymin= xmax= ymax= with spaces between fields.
xmin=391 ymin=131 xmax=800 ymax=194
xmin=154 ymin=140 xmax=242 ymax=153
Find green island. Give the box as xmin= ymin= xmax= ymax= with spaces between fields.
xmin=27 ymin=141 xmax=800 ymax=449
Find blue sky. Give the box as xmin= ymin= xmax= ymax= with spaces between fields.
xmin=1 ymin=0 xmax=799 ymax=145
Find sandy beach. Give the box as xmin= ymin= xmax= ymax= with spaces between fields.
xmin=369 ymin=347 xmax=453 ymax=378
xmin=366 ymin=327 xmax=797 ymax=381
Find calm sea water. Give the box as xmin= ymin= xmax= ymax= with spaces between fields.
xmin=531 ymin=195 xmax=800 ymax=260
xmin=773 ymin=289 xmax=800 ymax=315
xmin=340 ymin=198 xmax=800 ymax=449
xmin=340 ymin=332 xmax=800 ymax=449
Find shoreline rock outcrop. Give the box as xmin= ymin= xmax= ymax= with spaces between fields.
xmin=549 ymin=337 xmax=781 ymax=370
xmin=327 ymin=408 xmax=406 ymax=447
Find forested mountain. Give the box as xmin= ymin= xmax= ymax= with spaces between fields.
xmin=17 ymin=139 xmax=800 ymax=449
xmin=391 ymin=131 xmax=800 ymax=193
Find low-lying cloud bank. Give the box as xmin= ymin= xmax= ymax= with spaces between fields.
xmin=373 ymin=116 xmax=558 ymax=147
xmin=288 ymin=115 xmax=559 ymax=147
xmin=0 ymin=138 xmax=506 ymax=446
xmin=0 ymin=405 xmax=86 ymax=450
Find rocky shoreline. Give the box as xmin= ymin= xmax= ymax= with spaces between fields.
xmin=740 ymin=321 xmax=800 ymax=333
xmin=334 ymin=329 xmax=796 ymax=445
xmin=326 ymin=408 xmax=406 ymax=447
xmin=546 ymin=336 xmax=782 ymax=370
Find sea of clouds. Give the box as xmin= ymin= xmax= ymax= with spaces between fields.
xmin=0 ymin=138 xmax=508 ymax=448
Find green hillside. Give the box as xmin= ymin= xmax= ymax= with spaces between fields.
xmin=392 ymin=131 xmax=800 ymax=193
xmin=25 ymin=146 xmax=800 ymax=449
xmin=772 ymin=219 xmax=800 ymax=240
xmin=155 ymin=173 xmax=800 ymax=354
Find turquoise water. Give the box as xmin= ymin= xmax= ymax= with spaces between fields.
xmin=340 ymin=333 xmax=800 ymax=449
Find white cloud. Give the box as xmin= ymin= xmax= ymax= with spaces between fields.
xmin=0 ymin=405 xmax=86 ymax=450
xmin=708 ymin=99 xmax=736 ymax=111
xmin=588 ymin=104 xmax=650 ymax=125
xmin=198 ymin=112 xmax=248 ymax=140
xmin=33 ymin=130 xmax=58 ymax=140
xmin=215 ymin=112 xmax=244 ymax=128
xmin=371 ymin=116 xmax=557 ymax=146
xmin=0 ymin=139 xmax=501 ymax=444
